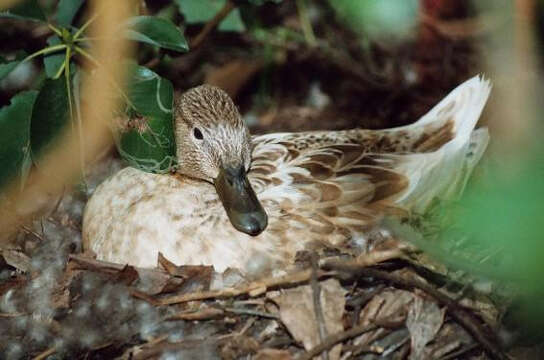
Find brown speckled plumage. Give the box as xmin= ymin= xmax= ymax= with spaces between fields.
xmin=83 ymin=77 xmax=491 ymax=276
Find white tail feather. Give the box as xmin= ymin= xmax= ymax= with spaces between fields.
xmin=394 ymin=76 xmax=491 ymax=212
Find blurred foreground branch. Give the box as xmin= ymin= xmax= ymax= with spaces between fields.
xmin=0 ymin=0 xmax=134 ymax=243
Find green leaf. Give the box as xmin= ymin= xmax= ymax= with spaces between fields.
xmin=56 ymin=0 xmax=84 ymax=26
xmin=124 ymin=16 xmax=189 ymax=52
xmin=117 ymin=115 xmax=177 ymax=174
xmin=327 ymin=0 xmax=418 ymax=39
xmin=175 ymin=0 xmax=246 ymax=32
xmin=0 ymin=0 xmax=46 ymax=22
xmin=116 ymin=65 xmax=176 ymax=173
xmin=43 ymin=36 xmax=66 ymax=79
xmin=30 ymin=77 xmax=70 ymax=159
xmin=0 ymin=91 xmax=38 ymax=190
xmin=0 ymin=53 xmax=25 ymax=81
xmin=245 ymin=0 xmax=283 ymax=5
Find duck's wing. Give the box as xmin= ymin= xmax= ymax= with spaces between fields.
xmin=249 ymin=136 xmax=409 ymax=241
xmin=249 ymin=76 xmax=491 ymax=242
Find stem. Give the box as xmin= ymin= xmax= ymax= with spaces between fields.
xmin=74 ymin=46 xmax=99 ymax=66
xmin=48 ymin=24 xmax=63 ymax=37
xmin=53 ymin=60 xmax=66 ymax=79
xmin=23 ymin=44 xmax=67 ymax=62
xmin=190 ymin=0 xmax=235 ymax=49
xmin=296 ymin=0 xmax=317 ymax=47
xmin=64 ymin=46 xmax=75 ymax=135
xmin=73 ymin=13 xmax=98 ymax=40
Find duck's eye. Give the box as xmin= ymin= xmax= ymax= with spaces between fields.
xmin=193 ymin=127 xmax=203 ymax=140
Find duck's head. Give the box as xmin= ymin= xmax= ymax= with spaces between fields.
xmin=173 ymin=85 xmax=267 ymax=236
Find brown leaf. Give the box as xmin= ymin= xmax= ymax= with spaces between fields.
xmin=406 ymin=295 xmax=445 ymax=360
xmin=355 ymin=288 xmax=414 ymax=347
xmin=157 ymin=252 xmax=213 ymax=292
xmin=111 ymin=264 xmax=139 ymax=286
xmin=1 ymin=249 xmax=31 ymax=273
xmin=273 ymin=279 xmax=346 ymax=360
xmin=254 ymin=348 xmax=292 ymax=360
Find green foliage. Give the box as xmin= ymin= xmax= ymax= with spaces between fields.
xmin=43 ymin=35 xmax=66 ymax=78
xmin=327 ymin=0 xmax=418 ymax=39
xmin=175 ymin=0 xmax=245 ymax=32
xmin=55 ymin=0 xmax=84 ymax=26
xmin=30 ymin=77 xmax=70 ymax=159
xmin=0 ymin=91 xmax=38 ymax=189
xmin=117 ymin=64 xmax=176 ymax=173
xmin=0 ymin=53 xmax=25 ymax=81
xmin=244 ymin=0 xmax=283 ymax=5
xmin=0 ymin=0 xmax=46 ymax=22
xmin=124 ymin=16 xmax=189 ymax=52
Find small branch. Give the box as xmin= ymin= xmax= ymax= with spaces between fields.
xmin=298 ymin=322 xmax=379 ymax=360
xmin=224 ymin=307 xmax=279 ymax=320
xmin=159 ymin=268 xmax=331 ymax=305
xmin=33 ymin=347 xmax=56 ymax=360
xmin=190 ymin=0 xmax=236 ymax=49
xmin=296 ymin=0 xmax=317 ymax=47
xmin=166 ymin=307 xmax=225 ymax=321
xmin=0 ymin=312 xmax=26 ymax=317
xmin=310 ymin=253 xmax=329 ymax=360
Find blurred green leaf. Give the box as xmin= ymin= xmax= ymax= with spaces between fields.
xmin=116 ymin=64 xmax=176 ymax=173
xmin=126 ymin=64 xmax=174 ymax=117
xmin=0 ymin=91 xmax=38 ymax=189
xmin=0 ymin=0 xmax=46 ymax=22
xmin=175 ymin=0 xmax=246 ymax=32
xmin=43 ymin=36 xmax=66 ymax=78
xmin=56 ymin=0 xmax=84 ymax=26
xmin=125 ymin=16 xmax=189 ymax=52
xmin=327 ymin=0 xmax=418 ymax=39
xmin=0 ymin=53 xmax=25 ymax=81
xmin=245 ymin=0 xmax=283 ymax=4
xmin=30 ymin=77 xmax=70 ymax=159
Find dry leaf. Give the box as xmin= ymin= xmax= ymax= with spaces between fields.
xmin=355 ymin=288 xmax=414 ymax=347
xmin=406 ymin=295 xmax=445 ymax=360
xmin=273 ymin=278 xmax=346 ymax=360
xmin=254 ymin=348 xmax=292 ymax=360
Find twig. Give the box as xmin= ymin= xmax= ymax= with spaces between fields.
xmin=296 ymin=0 xmax=317 ymax=47
xmin=0 ymin=312 xmax=26 ymax=317
xmin=190 ymin=0 xmax=236 ymax=49
xmin=298 ymin=323 xmax=379 ymax=360
xmin=21 ymin=225 xmax=45 ymax=241
xmin=322 ymin=262 xmax=506 ymax=360
xmin=33 ymin=347 xmax=56 ymax=360
xmin=311 ymin=253 xmax=329 ymax=360
xmin=440 ymin=342 xmax=479 ymax=360
xmin=224 ymin=307 xmax=279 ymax=320
xmin=159 ymin=268 xmax=331 ymax=305
xmin=319 ymin=247 xmax=407 ymax=269
xmin=166 ymin=307 xmax=224 ymax=321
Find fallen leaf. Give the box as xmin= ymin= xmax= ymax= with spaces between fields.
xmin=406 ymin=295 xmax=445 ymax=360
xmin=1 ymin=249 xmax=31 ymax=273
xmin=254 ymin=348 xmax=292 ymax=360
xmin=157 ymin=252 xmax=213 ymax=292
xmin=111 ymin=264 xmax=139 ymax=286
xmin=355 ymin=288 xmax=414 ymax=348
xmin=273 ymin=278 xmax=346 ymax=360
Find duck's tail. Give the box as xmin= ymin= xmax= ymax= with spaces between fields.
xmin=393 ymin=75 xmax=491 ymax=212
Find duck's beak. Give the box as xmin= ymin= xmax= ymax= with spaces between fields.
xmin=214 ymin=165 xmax=268 ymax=236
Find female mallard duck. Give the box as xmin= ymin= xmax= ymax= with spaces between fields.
xmin=83 ymin=76 xmax=490 ymax=275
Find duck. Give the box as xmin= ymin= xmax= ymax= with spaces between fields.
xmin=82 ymin=76 xmax=491 ymax=276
